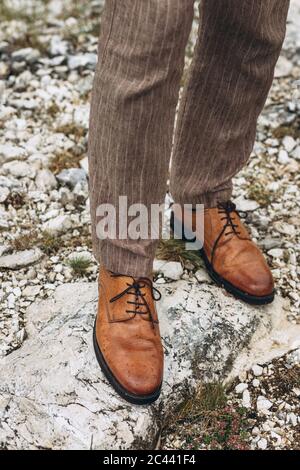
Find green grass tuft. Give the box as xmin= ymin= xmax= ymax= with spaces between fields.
xmin=67 ymin=255 xmax=92 ymax=277
xmin=156 ymin=238 xmax=203 ymax=270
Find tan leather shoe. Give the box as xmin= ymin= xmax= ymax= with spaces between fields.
xmin=93 ymin=265 xmax=164 ymax=405
xmin=171 ymin=201 xmax=274 ymax=305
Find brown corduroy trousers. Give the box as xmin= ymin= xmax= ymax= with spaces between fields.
xmin=88 ymin=0 xmax=290 ymax=278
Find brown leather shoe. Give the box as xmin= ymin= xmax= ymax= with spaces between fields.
xmin=171 ymin=201 xmax=274 ymax=305
xmin=93 ymin=265 xmax=164 ymax=405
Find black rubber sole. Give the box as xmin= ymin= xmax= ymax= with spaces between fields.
xmin=170 ymin=212 xmax=275 ymax=306
xmin=93 ymin=321 xmax=162 ymax=405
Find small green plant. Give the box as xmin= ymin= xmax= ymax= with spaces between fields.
xmin=272 ymin=120 xmax=300 ymax=140
xmin=4 ymin=191 xmax=26 ymax=209
xmin=162 ymin=383 xmax=250 ymax=450
xmin=247 ymin=182 xmax=273 ymax=207
xmin=11 ymin=230 xmax=38 ymax=251
xmin=47 ymin=102 xmax=60 ymax=118
xmin=55 ymin=124 xmax=86 ymax=141
xmin=68 ymin=255 xmax=92 ymax=277
xmin=175 ymin=383 xmax=227 ymax=422
xmin=39 ymin=231 xmax=61 ymax=255
xmin=49 ymin=149 xmax=83 ymax=174
xmin=156 ymin=238 xmax=203 ymax=270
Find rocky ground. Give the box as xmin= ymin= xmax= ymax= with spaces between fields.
xmin=162 ymin=349 xmax=300 ymax=450
xmin=0 ymin=0 xmax=299 ymax=450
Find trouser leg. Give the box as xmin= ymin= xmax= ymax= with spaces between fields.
xmin=88 ymin=0 xmax=194 ymax=277
xmin=170 ymin=0 xmax=290 ymax=208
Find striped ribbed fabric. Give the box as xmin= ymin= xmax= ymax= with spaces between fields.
xmin=88 ymin=0 xmax=290 ymax=278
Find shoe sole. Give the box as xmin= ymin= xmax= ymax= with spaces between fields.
xmin=170 ymin=212 xmax=275 ymax=306
xmin=93 ymin=320 xmax=162 ymax=405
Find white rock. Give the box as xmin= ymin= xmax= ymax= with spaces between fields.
xmin=14 ymin=70 xmax=32 ymax=90
xmin=68 ymin=53 xmax=97 ymax=70
xmin=235 ymin=198 xmax=259 ymax=212
xmin=252 ymin=364 xmax=263 ymax=377
xmin=278 ymin=149 xmax=290 ymax=165
xmin=242 ymin=389 xmax=251 ymax=408
xmin=252 ymin=379 xmax=260 ymax=388
xmin=153 ymin=260 xmax=183 ymax=280
xmin=7 ymin=293 xmax=15 ymax=309
xmin=43 ymin=215 xmax=72 ymax=235
xmin=262 ymin=422 xmax=271 ymax=432
xmin=22 ymin=285 xmax=41 ymax=297
xmin=74 ymin=104 xmax=89 ymax=128
xmin=0 ymin=245 xmax=9 ymax=257
xmin=235 ymin=383 xmax=248 ymax=394
xmin=26 ymin=268 xmax=37 ymax=280
xmin=56 ymin=168 xmax=87 ymax=189
xmin=35 ymin=169 xmax=57 ymax=191
xmin=252 ymin=426 xmax=260 ymax=436
xmin=285 ymin=348 xmax=300 ymax=367
xmin=257 ymin=438 xmax=268 ymax=450
xmin=194 ymin=268 xmax=212 ymax=284
xmin=2 ymin=161 xmax=34 ymax=179
xmin=0 ymin=249 xmax=43 ymax=270
xmin=13 ymin=287 xmax=21 ymax=297
xmin=0 ymin=144 xmax=26 ymax=163
xmin=260 ymin=237 xmax=281 ymax=251
xmin=54 ymin=264 xmax=63 ymax=273
xmin=12 ymin=47 xmax=41 ymax=63
xmin=267 ymin=181 xmax=280 ymax=192
xmin=268 ymin=248 xmax=284 ymax=258
xmin=79 ymin=157 xmax=89 ymax=174
xmin=0 ymin=216 xmax=9 ymax=230
xmin=270 ymin=431 xmax=282 ymax=446
xmin=0 ymin=187 xmax=10 ymax=203
xmin=274 ymin=222 xmax=296 ymax=237
xmin=282 ymin=136 xmax=296 ymax=152
xmin=0 ymin=280 xmax=293 ymax=449
xmin=50 ymin=35 xmax=68 ymax=56
xmin=287 ymin=412 xmax=298 ymax=427
xmin=257 ymin=396 xmax=273 ymax=413
xmin=0 ymin=175 xmax=21 ymax=189
xmin=292 ymin=146 xmax=300 ymax=160
xmin=275 ymin=56 xmax=293 ymax=78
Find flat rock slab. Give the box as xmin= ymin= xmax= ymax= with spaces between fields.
xmin=0 ymin=248 xmax=43 ymax=269
xmin=0 ymin=280 xmax=300 ymax=450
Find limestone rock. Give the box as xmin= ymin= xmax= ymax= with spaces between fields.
xmin=275 ymin=56 xmax=293 ymax=77
xmin=56 ymin=168 xmax=87 ymax=189
xmin=42 ymin=215 xmax=72 ymax=235
xmin=2 ymin=160 xmax=35 ymax=179
xmin=252 ymin=364 xmax=263 ymax=377
xmin=11 ymin=47 xmax=41 ymax=63
xmin=0 ymin=248 xmax=43 ymax=270
xmin=153 ymin=260 xmax=183 ymax=280
xmin=0 ymin=280 xmax=299 ymax=449
xmin=0 ymin=144 xmax=26 ymax=164
xmin=68 ymin=53 xmax=97 ymax=70
xmin=35 ymin=169 xmax=58 ymax=191
xmin=257 ymin=396 xmax=273 ymax=413
xmin=0 ymin=187 xmax=10 ymax=203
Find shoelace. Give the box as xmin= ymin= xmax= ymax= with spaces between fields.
xmin=211 ymin=201 xmax=248 ymax=268
xmin=109 ymin=273 xmax=161 ymax=329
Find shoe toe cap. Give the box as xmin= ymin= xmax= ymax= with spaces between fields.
xmin=223 ymin=262 xmax=274 ymax=298
xmin=104 ymin=343 xmax=163 ymax=397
